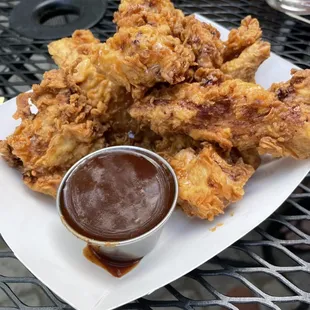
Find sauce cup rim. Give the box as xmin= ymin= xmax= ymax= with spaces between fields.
xmin=56 ymin=145 xmax=179 ymax=247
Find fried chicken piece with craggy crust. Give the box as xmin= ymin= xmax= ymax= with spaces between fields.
xmin=114 ymin=1 xmax=225 ymax=69
xmin=194 ymin=68 xmax=231 ymax=85
xmin=49 ymin=29 xmax=138 ymax=144
xmin=270 ymin=69 xmax=310 ymax=117
xmin=48 ymin=30 xmax=133 ymax=125
xmin=49 ymin=30 xmax=160 ymax=151
xmin=257 ymin=69 xmax=310 ymax=158
xmin=169 ymin=144 xmax=254 ymax=220
xmin=48 ymin=30 xmax=99 ymax=68
xmin=114 ymin=1 xmax=224 ymax=69
xmin=221 ymin=40 xmax=270 ymax=82
xmin=223 ymin=16 xmax=262 ymax=62
xmin=180 ymin=15 xmax=225 ymax=69
xmin=114 ymin=0 xmax=184 ymax=35
xmin=0 ymin=69 xmax=107 ymax=196
xmin=130 ymin=78 xmax=310 ymax=159
xmin=95 ymin=25 xmax=195 ymax=98
xmin=48 ymin=30 xmax=112 ymax=114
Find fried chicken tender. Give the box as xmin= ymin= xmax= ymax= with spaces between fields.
xmin=49 ymin=29 xmax=157 ymax=155
xmin=180 ymin=15 xmax=224 ymax=69
xmin=224 ymin=16 xmax=262 ymax=62
xmin=0 ymin=70 xmax=107 ymax=196
xmin=270 ymin=69 xmax=310 ymax=116
xmin=169 ymin=144 xmax=254 ymax=220
xmin=95 ymin=25 xmax=195 ymax=98
xmin=114 ymin=0 xmax=184 ymax=35
xmin=257 ymin=69 xmax=310 ymax=158
xmin=130 ymin=78 xmax=310 ymax=159
xmin=48 ymin=30 xmax=111 ymax=114
xmin=114 ymin=1 xmax=225 ymax=70
xmin=221 ymin=40 xmax=270 ymax=82
xmin=48 ymin=29 xmax=99 ymax=68
xmin=48 ymin=29 xmax=139 ymax=146
xmin=48 ymin=30 xmax=132 ymax=125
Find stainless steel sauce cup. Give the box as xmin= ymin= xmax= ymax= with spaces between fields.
xmin=56 ymin=146 xmax=178 ymax=262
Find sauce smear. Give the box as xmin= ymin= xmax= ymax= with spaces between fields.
xmin=83 ymin=245 xmax=140 ymax=277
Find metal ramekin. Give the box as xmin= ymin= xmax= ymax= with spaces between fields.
xmin=56 ymin=146 xmax=178 ymax=262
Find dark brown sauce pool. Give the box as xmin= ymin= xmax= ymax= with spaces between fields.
xmin=83 ymin=245 xmax=140 ymax=277
xmin=60 ymin=150 xmax=176 ymax=276
xmin=61 ymin=151 xmax=175 ymax=241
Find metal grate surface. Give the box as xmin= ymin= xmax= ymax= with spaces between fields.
xmin=0 ymin=0 xmax=310 ymax=309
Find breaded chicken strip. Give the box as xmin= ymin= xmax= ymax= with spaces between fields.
xmin=221 ymin=40 xmax=270 ymax=82
xmin=48 ymin=30 xmax=132 ymax=125
xmin=130 ymin=78 xmax=310 ymax=159
xmin=114 ymin=1 xmax=225 ymax=70
xmin=0 ymin=70 xmax=107 ymax=196
xmin=180 ymin=15 xmax=225 ymax=69
xmin=224 ymin=16 xmax=262 ymax=62
xmin=48 ymin=29 xmax=140 ymax=146
xmin=95 ymin=25 xmax=195 ymax=98
xmin=114 ymin=0 xmax=184 ymax=35
xmin=169 ymin=144 xmax=254 ymax=220
xmin=49 ymin=30 xmax=161 ymax=153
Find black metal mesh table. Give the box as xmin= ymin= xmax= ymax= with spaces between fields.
xmin=0 ymin=0 xmax=310 ymax=309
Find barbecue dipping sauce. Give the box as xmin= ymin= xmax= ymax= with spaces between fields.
xmin=60 ymin=151 xmax=175 ymax=242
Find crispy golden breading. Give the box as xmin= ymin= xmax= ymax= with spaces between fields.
xmin=169 ymin=144 xmax=254 ymax=220
xmin=48 ymin=29 xmax=137 ymax=145
xmin=48 ymin=30 xmax=100 ymax=68
xmin=48 ymin=30 xmax=132 ymax=124
xmin=194 ymin=68 xmax=231 ymax=84
xmin=257 ymin=127 xmax=310 ymax=159
xmin=114 ymin=0 xmax=184 ymax=35
xmin=130 ymin=78 xmax=310 ymax=158
xmin=270 ymin=69 xmax=310 ymax=116
xmin=0 ymin=70 xmax=107 ymax=196
xmin=0 ymin=140 xmax=22 ymax=168
xmin=114 ymin=2 xmax=224 ymax=70
xmin=2 ymin=0 xmax=310 ymax=222
xmin=95 ymin=25 xmax=195 ymax=98
xmin=258 ymin=69 xmax=310 ymax=158
xmin=221 ymin=40 xmax=270 ymax=82
xmin=180 ymin=15 xmax=225 ymax=68
xmin=154 ymin=135 xmax=200 ymax=159
xmin=224 ymin=16 xmax=262 ymax=61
